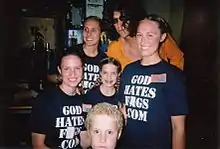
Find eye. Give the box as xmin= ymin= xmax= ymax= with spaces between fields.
xmin=63 ymin=67 xmax=69 ymax=71
xmin=113 ymin=18 xmax=118 ymax=24
xmin=75 ymin=67 xmax=81 ymax=70
xmin=112 ymin=72 xmax=117 ymax=75
xmin=107 ymin=130 xmax=113 ymax=135
xmin=136 ymin=33 xmax=142 ymax=37
xmin=93 ymin=129 xmax=100 ymax=134
xmin=83 ymin=28 xmax=88 ymax=32
xmin=91 ymin=28 xmax=96 ymax=32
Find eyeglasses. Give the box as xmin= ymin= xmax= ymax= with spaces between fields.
xmin=112 ymin=16 xmax=126 ymax=24
xmin=112 ymin=18 xmax=121 ymax=24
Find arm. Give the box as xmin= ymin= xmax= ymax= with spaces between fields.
xmin=165 ymin=70 xmax=188 ymax=149
xmin=171 ymin=115 xmax=186 ymax=149
xmin=32 ymin=133 xmax=50 ymax=149
xmin=80 ymin=131 xmax=91 ymax=149
xmin=120 ymin=104 xmax=127 ymax=125
xmin=30 ymin=93 xmax=51 ymax=149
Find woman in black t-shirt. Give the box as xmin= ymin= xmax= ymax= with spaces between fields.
xmin=31 ymin=51 xmax=90 ymax=149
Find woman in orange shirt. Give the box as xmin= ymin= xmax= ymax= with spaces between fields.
xmin=106 ymin=2 xmax=184 ymax=70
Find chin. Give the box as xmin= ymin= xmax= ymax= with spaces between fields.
xmin=85 ymin=41 xmax=98 ymax=46
xmin=66 ymin=81 xmax=79 ymax=87
xmin=141 ymin=51 xmax=153 ymax=57
xmin=93 ymin=146 xmax=108 ymax=149
xmin=103 ymin=83 xmax=115 ymax=88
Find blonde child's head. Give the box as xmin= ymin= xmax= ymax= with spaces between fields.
xmin=85 ymin=102 xmax=124 ymax=149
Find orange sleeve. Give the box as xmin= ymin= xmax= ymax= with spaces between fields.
xmin=160 ymin=34 xmax=184 ymax=70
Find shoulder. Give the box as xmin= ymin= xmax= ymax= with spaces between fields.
xmin=108 ymin=40 xmax=121 ymax=48
xmin=84 ymin=86 xmax=100 ymax=103
xmin=161 ymin=61 xmax=183 ymax=75
xmin=34 ymin=87 xmax=58 ymax=105
xmin=75 ymin=43 xmax=83 ymax=50
xmin=107 ymin=40 xmax=122 ymax=55
xmin=123 ymin=60 xmax=140 ymax=72
xmin=159 ymin=61 xmax=185 ymax=84
xmin=85 ymin=86 xmax=100 ymax=96
xmin=35 ymin=87 xmax=55 ymax=101
xmin=98 ymin=50 xmax=108 ymax=59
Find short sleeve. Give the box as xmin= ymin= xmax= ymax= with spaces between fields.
xmin=165 ymin=70 xmax=188 ymax=116
xmin=30 ymin=93 xmax=50 ymax=134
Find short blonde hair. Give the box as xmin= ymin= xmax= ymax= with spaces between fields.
xmin=85 ymin=102 xmax=124 ymax=133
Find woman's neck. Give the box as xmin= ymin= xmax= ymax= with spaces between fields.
xmin=83 ymin=44 xmax=99 ymax=57
xmin=121 ymin=36 xmax=136 ymax=45
xmin=120 ymin=36 xmax=141 ymax=60
xmin=100 ymin=84 xmax=115 ymax=97
xmin=141 ymin=53 xmax=162 ymax=66
xmin=59 ymin=84 xmax=76 ymax=96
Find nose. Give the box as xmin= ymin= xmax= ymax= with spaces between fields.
xmin=69 ymin=69 xmax=76 ymax=76
xmin=140 ymin=36 xmax=147 ymax=45
xmin=107 ymin=73 xmax=112 ymax=79
xmin=116 ymin=21 xmax=123 ymax=30
xmin=87 ymin=30 xmax=91 ymax=36
xmin=100 ymin=133 xmax=107 ymax=143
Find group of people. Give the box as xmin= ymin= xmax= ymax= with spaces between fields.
xmin=30 ymin=1 xmax=188 ymax=149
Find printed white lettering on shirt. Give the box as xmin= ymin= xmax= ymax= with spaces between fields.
xmin=131 ymin=75 xmax=151 ymax=85
xmin=124 ymin=75 xmax=157 ymax=122
xmin=83 ymin=63 xmax=100 ymax=91
xmin=84 ymin=63 xmax=99 ymax=73
xmin=124 ymin=85 xmax=156 ymax=98
xmin=55 ymin=105 xmax=84 ymax=149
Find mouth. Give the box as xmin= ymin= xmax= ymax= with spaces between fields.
xmin=119 ymin=30 xmax=126 ymax=33
xmin=141 ymin=46 xmax=151 ymax=50
xmin=86 ymin=38 xmax=93 ymax=41
xmin=68 ymin=78 xmax=77 ymax=82
xmin=104 ymin=80 xmax=114 ymax=84
xmin=97 ymin=146 xmax=107 ymax=149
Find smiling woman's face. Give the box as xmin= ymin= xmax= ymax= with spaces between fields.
xmin=83 ymin=19 xmax=101 ymax=47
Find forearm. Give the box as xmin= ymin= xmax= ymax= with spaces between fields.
xmin=172 ymin=129 xmax=185 ymax=149
xmin=32 ymin=133 xmax=49 ymax=149
xmin=33 ymin=145 xmax=50 ymax=149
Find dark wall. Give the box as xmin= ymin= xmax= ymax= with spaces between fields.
xmin=180 ymin=0 xmax=218 ymax=148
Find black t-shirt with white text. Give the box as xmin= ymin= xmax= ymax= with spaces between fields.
xmin=83 ymin=86 xmax=122 ymax=112
xmin=75 ymin=44 xmax=107 ymax=93
xmin=30 ymin=86 xmax=85 ymax=149
xmin=119 ymin=60 xmax=188 ymax=149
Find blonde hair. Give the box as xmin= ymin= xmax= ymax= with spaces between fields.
xmin=85 ymin=102 xmax=124 ymax=133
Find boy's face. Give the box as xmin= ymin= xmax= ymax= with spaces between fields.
xmin=89 ymin=115 xmax=120 ymax=149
